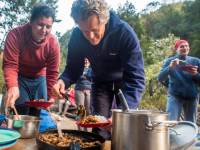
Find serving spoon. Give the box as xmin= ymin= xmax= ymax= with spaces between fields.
xmin=117 ymin=89 xmax=130 ymax=111
xmin=47 ymin=108 xmax=64 ymax=138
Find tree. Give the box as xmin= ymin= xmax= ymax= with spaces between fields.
xmin=0 ymin=0 xmax=58 ymax=49
xmin=141 ymin=3 xmax=184 ymax=39
xmin=116 ymin=1 xmax=144 ymax=39
xmin=141 ymin=34 xmax=178 ymax=111
xmin=59 ymin=29 xmax=72 ymax=71
xmin=182 ymin=0 xmax=200 ymax=57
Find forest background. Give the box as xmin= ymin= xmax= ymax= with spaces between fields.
xmin=0 ymin=0 xmax=199 ymax=111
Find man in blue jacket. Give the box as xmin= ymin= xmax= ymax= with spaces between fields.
xmin=158 ymin=39 xmax=200 ymax=123
xmin=53 ymin=0 xmax=145 ymax=139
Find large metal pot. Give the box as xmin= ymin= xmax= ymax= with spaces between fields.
xmin=111 ymin=109 xmax=169 ymax=150
xmin=7 ymin=115 xmax=40 ymax=139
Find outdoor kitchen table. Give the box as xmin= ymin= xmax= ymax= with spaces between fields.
xmin=10 ymin=138 xmax=111 ymax=150
xmin=9 ymin=138 xmax=200 ymax=150
xmin=4 ymin=116 xmax=111 ymax=150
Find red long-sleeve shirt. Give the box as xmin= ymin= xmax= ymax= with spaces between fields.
xmin=3 ymin=23 xmax=60 ymax=98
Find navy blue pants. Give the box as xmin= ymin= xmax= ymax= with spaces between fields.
xmin=15 ymin=76 xmax=47 ymax=116
xmin=91 ymin=80 xmax=122 ymax=140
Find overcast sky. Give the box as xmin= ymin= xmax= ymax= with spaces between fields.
xmin=52 ymin=0 xmax=150 ymax=35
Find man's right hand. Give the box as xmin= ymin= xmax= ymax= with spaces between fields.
xmin=169 ymin=58 xmax=180 ymax=68
xmin=5 ymin=87 xmax=19 ymax=108
xmin=52 ymin=79 xmax=66 ymax=98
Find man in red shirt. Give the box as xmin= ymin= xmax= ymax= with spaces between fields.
xmin=3 ymin=3 xmax=60 ymax=116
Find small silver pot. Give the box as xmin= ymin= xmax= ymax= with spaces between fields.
xmin=7 ymin=115 xmax=40 ymax=139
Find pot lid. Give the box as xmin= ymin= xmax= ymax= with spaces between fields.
xmin=170 ymin=121 xmax=198 ymax=150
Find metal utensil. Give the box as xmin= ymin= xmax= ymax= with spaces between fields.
xmin=61 ymin=93 xmax=71 ymax=104
xmin=5 ymin=106 xmax=24 ymax=128
xmin=70 ymin=141 xmax=81 ymax=150
xmin=60 ymin=93 xmax=71 ymax=116
xmin=76 ymin=105 xmax=86 ymax=120
xmin=47 ymin=108 xmax=64 ymax=138
xmin=12 ymin=106 xmax=21 ymax=120
xmin=12 ymin=106 xmax=23 ymax=128
xmin=56 ymin=120 xmax=63 ymax=138
xmin=117 ymin=89 xmax=130 ymax=111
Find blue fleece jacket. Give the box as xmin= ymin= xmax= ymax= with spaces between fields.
xmin=158 ymin=55 xmax=200 ymax=99
xmin=60 ymin=12 xmax=145 ymax=108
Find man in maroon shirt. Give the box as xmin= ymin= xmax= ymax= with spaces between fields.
xmin=3 ymin=3 xmax=60 ymax=116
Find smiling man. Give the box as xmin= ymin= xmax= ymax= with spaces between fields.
xmin=52 ymin=0 xmax=145 ymax=139
xmin=158 ymin=39 xmax=200 ymax=123
xmin=3 ymin=3 xmax=60 ymax=116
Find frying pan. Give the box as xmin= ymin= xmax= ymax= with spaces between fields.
xmin=36 ymin=129 xmax=105 ymax=150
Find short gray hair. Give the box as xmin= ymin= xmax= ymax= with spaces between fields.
xmin=71 ymin=0 xmax=109 ymax=24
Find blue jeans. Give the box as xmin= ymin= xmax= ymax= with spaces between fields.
xmin=166 ymin=94 xmax=199 ymax=123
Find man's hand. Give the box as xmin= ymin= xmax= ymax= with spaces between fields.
xmin=52 ymin=79 xmax=66 ymax=98
xmin=185 ymin=65 xmax=198 ymax=75
xmin=5 ymin=87 xmax=19 ymax=108
xmin=169 ymin=58 xmax=180 ymax=68
xmin=48 ymin=98 xmax=55 ymax=103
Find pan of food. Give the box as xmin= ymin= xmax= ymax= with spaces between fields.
xmin=36 ymin=129 xmax=105 ymax=150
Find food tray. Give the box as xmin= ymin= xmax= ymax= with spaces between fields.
xmin=25 ymin=101 xmax=53 ymax=108
xmin=76 ymin=120 xmax=111 ymax=128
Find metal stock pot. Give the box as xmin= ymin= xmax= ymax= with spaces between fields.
xmin=111 ymin=109 xmax=170 ymax=150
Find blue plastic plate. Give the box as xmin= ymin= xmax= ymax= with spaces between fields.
xmin=0 ymin=128 xmax=20 ymax=145
xmin=0 ymin=140 xmax=17 ymax=149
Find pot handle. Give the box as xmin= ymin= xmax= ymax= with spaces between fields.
xmin=169 ymin=128 xmax=181 ymax=135
xmin=146 ymin=120 xmax=178 ymax=130
xmin=157 ymin=120 xmax=178 ymax=127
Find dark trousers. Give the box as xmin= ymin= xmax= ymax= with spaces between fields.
xmin=91 ymin=80 xmax=122 ymax=139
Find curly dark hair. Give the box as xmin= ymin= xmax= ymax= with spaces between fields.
xmin=30 ymin=3 xmax=55 ymax=22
